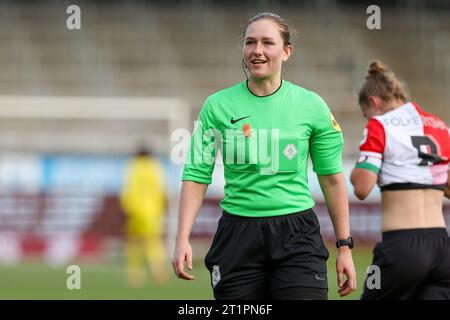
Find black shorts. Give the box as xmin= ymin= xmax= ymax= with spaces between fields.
xmin=361 ymin=228 xmax=450 ymax=300
xmin=204 ymin=208 xmax=329 ymax=300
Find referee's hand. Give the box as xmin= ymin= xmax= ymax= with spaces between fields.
xmin=172 ymin=240 xmax=195 ymax=280
xmin=336 ymin=247 xmax=357 ymax=297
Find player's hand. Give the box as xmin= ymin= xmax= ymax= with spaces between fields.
xmin=172 ymin=239 xmax=194 ymax=280
xmin=336 ymin=247 xmax=357 ymax=297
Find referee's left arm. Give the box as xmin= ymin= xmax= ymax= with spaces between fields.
xmin=317 ymin=173 xmax=350 ymax=242
xmin=310 ymin=93 xmax=356 ymax=297
xmin=318 ymin=173 xmax=356 ymax=297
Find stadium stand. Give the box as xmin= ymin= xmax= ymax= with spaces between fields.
xmin=0 ymin=1 xmax=449 ymax=263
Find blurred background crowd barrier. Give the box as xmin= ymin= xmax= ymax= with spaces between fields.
xmin=0 ymin=0 xmax=449 ymax=267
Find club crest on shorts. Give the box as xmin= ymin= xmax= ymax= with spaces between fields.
xmin=212 ymin=265 xmax=221 ymax=288
xmin=283 ymin=144 xmax=298 ymax=160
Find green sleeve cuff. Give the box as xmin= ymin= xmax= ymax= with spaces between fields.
xmin=355 ymin=162 xmax=380 ymax=174
xmin=181 ymin=176 xmax=212 ymax=185
xmin=313 ymin=165 xmax=343 ymax=175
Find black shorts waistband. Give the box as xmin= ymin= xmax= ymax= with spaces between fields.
xmin=382 ymin=227 xmax=448 ymax=241
xmin=380 ymin=183 xmax=445 ymax=191
xmin=222 ymin=208 xmax=315 ymax=221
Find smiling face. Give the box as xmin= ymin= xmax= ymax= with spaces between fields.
xmin=243 ymin=19 xmax=292 ymax=80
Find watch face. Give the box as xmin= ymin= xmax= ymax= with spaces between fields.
xmin=336 ymin=237 xmax=353 ymax=249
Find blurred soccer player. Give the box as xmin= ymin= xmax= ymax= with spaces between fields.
xmin=121 ymin=147 xmax=168 ymax=287
xmin=172 ymin=12 xmax=356 ymax=300
xmin=351 ymin=60 xmax=450 ymax=299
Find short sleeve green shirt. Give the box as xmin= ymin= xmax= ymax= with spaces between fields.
xmin=182 ymin=80 xmax=344 ymax=217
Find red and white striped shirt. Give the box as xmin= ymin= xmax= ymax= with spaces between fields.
xmin=356 ymin=102 xmax=450 ymax=191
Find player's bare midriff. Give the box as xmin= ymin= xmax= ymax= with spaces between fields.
xmin=381 ymin=189 xmax=446 ymax=232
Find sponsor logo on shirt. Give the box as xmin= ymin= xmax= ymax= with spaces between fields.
xmin=230 ymin=116 xmax=250 ymax=124
xmin=382 ymin=115 xmax=421 ymax=127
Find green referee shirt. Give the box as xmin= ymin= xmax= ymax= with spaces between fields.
xmin=182 ymin=80 xmax=344 ymax=217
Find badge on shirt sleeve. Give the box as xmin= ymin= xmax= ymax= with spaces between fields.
xmin=357 ymin=155 xmax=368 ymax=164
xmin=330 ymin=112 xmax=342 ymax=132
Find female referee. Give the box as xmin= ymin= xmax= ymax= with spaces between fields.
xmin=173 ymin=12 xmax=356 ymax=300
xmin=351 ymin=60 xmax=450 ymax=299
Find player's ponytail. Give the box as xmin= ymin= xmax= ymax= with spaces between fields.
xmin=359 ymin=60 xmax=408 ymax=109
xmin=367 ymin=60 xmax=387 ymax=77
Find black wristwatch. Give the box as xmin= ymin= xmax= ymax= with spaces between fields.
xmin=336 ymin=236 xmax=354 ymax=249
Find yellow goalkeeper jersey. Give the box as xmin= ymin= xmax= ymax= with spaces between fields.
xmin=120 ymin=156 xmax=166 ymax=235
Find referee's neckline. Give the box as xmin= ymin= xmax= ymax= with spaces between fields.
xmin=245 ymin=79 xmax=284 ymax=99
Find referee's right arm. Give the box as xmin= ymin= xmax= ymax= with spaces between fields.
xmin=172 ymin=181 xmax=208 ymax=280
xmin=173 ymin=99 xmax=218 ymax=280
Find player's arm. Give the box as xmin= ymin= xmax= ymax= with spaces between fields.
xmin=351 ymin=118 xmax=385 ymax=200
xmin=172 ymin=181 xmax=208 ymax=280
xmin=350 ymin=167 xmax=378 ymax=200
xmin=119 ymin=165 xmax=136 ymax=216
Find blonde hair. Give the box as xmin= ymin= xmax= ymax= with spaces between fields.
xmin=243 ymin=12 xmax=295 ymax=47
xmin=358 ymin=60 xmax=408 ymax=108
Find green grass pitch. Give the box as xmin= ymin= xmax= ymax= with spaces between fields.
xmin=0 ymin=243 xmax=374 ymax=300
